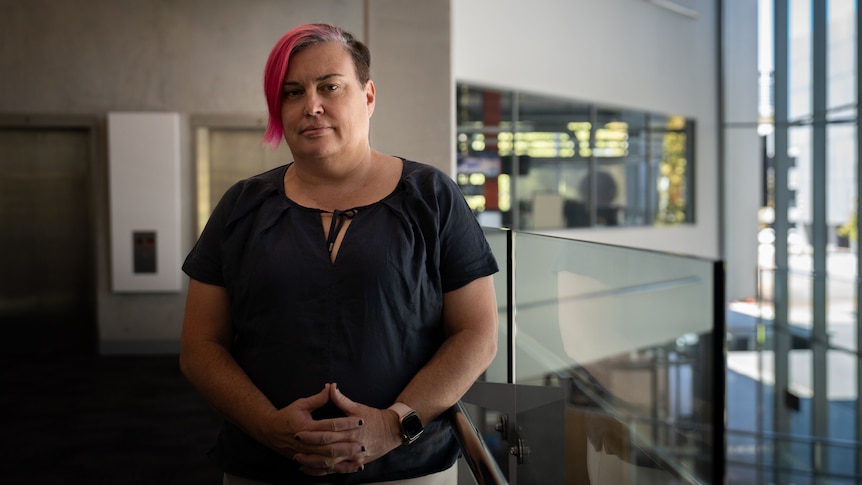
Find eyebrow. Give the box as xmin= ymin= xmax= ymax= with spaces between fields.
xmin=282 ymin=73 xmax=344 ymax=87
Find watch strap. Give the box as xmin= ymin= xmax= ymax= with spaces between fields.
xmin=388 ymin=402 xmax=423 ymax=444
xmin=388 ymin=402 xmax=413 ymax=420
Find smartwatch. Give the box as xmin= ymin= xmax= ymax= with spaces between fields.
xmin=388 ymin=402 xmax=424 ymax=444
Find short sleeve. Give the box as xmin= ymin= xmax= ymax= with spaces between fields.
xmin=181 ymin=183 xmax=241 ymax=287
xmin=435 ymin=172 xmax=499 ymax=292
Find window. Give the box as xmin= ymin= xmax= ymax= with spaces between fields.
xmin=456 ymin=83 xmax=695 ymax=230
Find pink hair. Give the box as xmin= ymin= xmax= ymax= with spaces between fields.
xmin=262 ymin=24 xmax=370 ymax=149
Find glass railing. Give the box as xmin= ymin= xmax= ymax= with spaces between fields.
xmin=459 ymin=228 xmax=725 ymax=484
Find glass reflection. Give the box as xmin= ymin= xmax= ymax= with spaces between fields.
xmin=456 ymin=83 xmax=695 ymax=230
xmin=508 ymin=232 xmax=720 ymax=483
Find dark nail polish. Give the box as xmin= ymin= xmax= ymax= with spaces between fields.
xmin=295 ymin=435 xmax=302 ymax=441
xmin=358 ymin=419 xmax=364 ymax=426
xmin=361 ymin=445 xmax=366 ymax=452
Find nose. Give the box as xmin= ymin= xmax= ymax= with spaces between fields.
xmin=304 ymin=92 xmax=323 ymax=116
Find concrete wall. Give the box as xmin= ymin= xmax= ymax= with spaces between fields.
xmin=367 ymin=1 xmax=454 ymax=173
xmin=0 ymin=0 xmax=452 ymax=353
xmin=0 ymin=1 xmax=363 ymax=114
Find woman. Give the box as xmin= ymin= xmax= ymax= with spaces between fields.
xmin=180 ymin=23 xmax=499 ymax=484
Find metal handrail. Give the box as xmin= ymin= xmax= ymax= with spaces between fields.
xmin=447 ymin=400 xmax=508 ymax=485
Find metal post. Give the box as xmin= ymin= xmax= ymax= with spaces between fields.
xmin=810 ymin=0 xmax=829 ymax=480
xmin=588 ymin=105 xmax=598 ymax=226
xmin=771 ymin=1 xmax=792 ymax=481
xmin=511 ymin=92 xmax=520 ymax=231
xmin=856 ymin=0 xmax=862 ymax=476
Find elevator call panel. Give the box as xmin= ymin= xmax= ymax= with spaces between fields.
xmin=132 ymin=231 xmax=157 ymax=274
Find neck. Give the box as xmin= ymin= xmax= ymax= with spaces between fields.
xmin=293 ymin=145 xmax=373 ymax=182
xmin=285 ymin=148 xmax=382 ymax=211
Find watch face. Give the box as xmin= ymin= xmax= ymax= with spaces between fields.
xmin=402 ymin=412 xmax=424 ymax=442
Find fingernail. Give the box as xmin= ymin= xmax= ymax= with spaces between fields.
xmin=295 ymin=435 xmax=302 ymax=441
xmin=361 ymin=445 xmax=366 ymax=452
xmin=357 ymin=465 xmax=364 ymax=472
xmin=358 ymin=419 xmax=364 ymax=426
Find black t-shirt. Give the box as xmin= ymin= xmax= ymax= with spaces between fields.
xmin=183 ymin=158 xmax=498 ymax=484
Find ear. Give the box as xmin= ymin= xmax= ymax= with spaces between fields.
xmin=365 ymin=80 xmax=376 ymax=117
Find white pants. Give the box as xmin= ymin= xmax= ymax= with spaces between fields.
xmin=223 ymin=462 xmax=457 ymax=485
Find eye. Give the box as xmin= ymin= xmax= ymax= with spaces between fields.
xmin=322 ymin=84 xmax=340 ymax=93
xmin=282 ymin=88 xmax=303 ymax=100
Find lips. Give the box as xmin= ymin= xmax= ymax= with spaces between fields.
xmin=301 ymin=125 xmax=332 ymax=136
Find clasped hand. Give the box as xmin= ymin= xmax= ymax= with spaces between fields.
xmin=258 ymin=383 xmax=402 ymax=477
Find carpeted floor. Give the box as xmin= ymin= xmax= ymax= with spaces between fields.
xmin=0 ymin=354 xmax=223 ymax=484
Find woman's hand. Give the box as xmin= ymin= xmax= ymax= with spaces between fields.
xmin=292 ymin=384 xmax=403 ymax=476
xmin=256 ymin=384 xmax=365 ymax=474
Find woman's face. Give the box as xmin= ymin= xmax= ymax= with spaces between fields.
xmin=280 ymin=41 xmax=375 ymax=162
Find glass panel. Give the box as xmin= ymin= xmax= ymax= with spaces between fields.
xmin=828 ymin=124 xmax=857 ymax=354
xmin=726 ymin=346 xmax=776 ymax=484
xmin=827 ymin=122 xmax=858 ymax=480
xmin=455 ymin=83 xmax=695 ymax=230
xmin=825 ymin=348 xmax=857 ymax=478
xmin=511 ymin=231 xmax=719 ymax=483
xmin=767 ymin=431 xmax=860 ymax=485
xmin=783 ymin=119 xmax=813 ymax=476
xmin=515 ymin=92 xmax=589 ymax=230
xmin=788 ymin=0 xmax=812 ymax=123
xmin=828 ymin=4 xmax=858 ymax=480
xmin=593 ymin=108 xmax=647 ymax=227
xmin=787 ymin=125 xmax=812 ymax=329
xmin=787 ymin=349 xmax=812 ymax=468
xmin=482 ymin=227 xmax=510 ymax=384
xmin=456 ymin=85 xmax=514 ymax=228
xmin=827 ymin=0 xmax=856 ymax=118
xmin=651 ymin=114 xmax=694 ymax=224
xmin=617 ymin=110 xmax=650 ymax=225
xmin=748 ymin=1 xmax=861 ymax=483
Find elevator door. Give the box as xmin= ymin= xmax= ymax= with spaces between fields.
xmin=0 ymin=127 xmax=96 ymax=356
xmin=196 ymin=126 xmax=288 ymax=233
